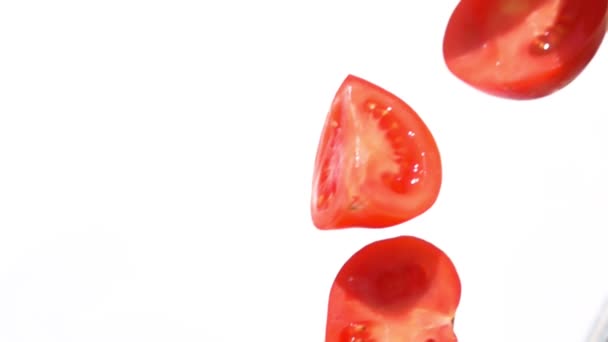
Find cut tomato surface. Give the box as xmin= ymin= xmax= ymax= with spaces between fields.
xmin=310 ymin=75 xmax=442 ymax=230
xmin=325 ymin=236 xmax=461 ymax=342
xmin=443 ymin=0 xmax=608 ymax=99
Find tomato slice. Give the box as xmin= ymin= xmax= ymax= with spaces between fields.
xmin=325 ymin=236 xmax=461 ymax=342
xmin=443 ymin=0 xmax=608 ymax=99
xmin=310 ymin=75 xmax=442 ymax=230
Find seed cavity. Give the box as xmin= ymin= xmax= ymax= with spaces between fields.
xmin=529 ymin=9 xmax=576 ymax=56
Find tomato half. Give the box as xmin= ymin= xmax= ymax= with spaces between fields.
xmin=310 ymin=75 xmax=442 ymax=230
xmin=443 ymin=0 xmax=608 ymax=99
xmin=325 ymin=236 xmax=461 ymax=342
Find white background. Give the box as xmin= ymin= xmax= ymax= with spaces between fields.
xmin=1 ymin=1 xmax=608 ymax=341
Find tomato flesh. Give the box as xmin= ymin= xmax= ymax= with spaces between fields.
xmin=325 ymin=236 xmax=461 ymax=342
xmin=311 ymin=75 xmax=442 ymax=229
xmin=443 ymin=0 xmax=608 ymax=99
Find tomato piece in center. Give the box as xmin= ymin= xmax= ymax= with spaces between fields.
xmin=311 ymin=75 xmax=442 ymax=230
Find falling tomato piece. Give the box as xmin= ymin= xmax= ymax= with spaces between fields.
xmin=443 ymin=0 xmax=608 ymax=99
xmin=325 ymin=236 xmax=461 ymax=342
xmin=310 ymin=75 xmax=442 ymax=230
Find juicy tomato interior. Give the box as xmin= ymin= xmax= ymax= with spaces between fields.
xmin=310 ymin=75 xmax=442 ymax=229
xmin=443 ymin=0 xmax=608 ymax=99
xmin=325 ymin=236 xmax=461 ymax=342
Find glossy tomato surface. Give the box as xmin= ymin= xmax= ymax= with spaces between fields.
xmin=310 ymin=75 xmax=442 ymax=230
xmin=325 ymin=236 xmax=461 ymax=342
xmin=443 ymin=0 xmax=608 ymax=99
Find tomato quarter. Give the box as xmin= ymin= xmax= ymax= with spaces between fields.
xmin=310 ymin=75 xmax=442 ymax=230
xmin=443 ymin=0 xmax=608 ymax=99
xmin=325 ymin=236 xmax=461 ymax=342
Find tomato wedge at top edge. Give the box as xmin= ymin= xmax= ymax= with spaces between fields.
xmin=310 ymin=75 xmax=442 ymax=230
xmin=325 ymin=236 xmax=462 ymax=342
xmin=443 ymin=0 xmax=608 ymax=100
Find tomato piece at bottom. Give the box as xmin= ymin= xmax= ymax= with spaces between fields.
xmin=310 ymin=75 xmax=442 ymax=230
xmin=325 ymin=236 xmax=461 ymax=342
xmin=443 ymin=0 xmax=608 ymax=99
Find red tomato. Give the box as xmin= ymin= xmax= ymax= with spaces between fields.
xmin=310 ymin=75 xmax=442 ymax=230
xmin=443 ymin=0 xmax=608 ymax=99
xmin=325 ymin=236 xmax=461 ymax=342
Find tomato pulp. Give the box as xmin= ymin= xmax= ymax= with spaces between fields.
xmin=325 ymin=236 xmax=461 ymax=342
xmin=443 ymin=0 xmax=608 ymax=99
xmin=310 ymin=75 xmax=442 ymax=230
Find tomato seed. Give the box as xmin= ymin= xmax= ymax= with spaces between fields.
xmin=394 ymin=155 xmax=412 ymax=168
xmin=317 ymin=194 xmax=325 ymax=205
xmin=352 ymin=323 xmax=365 ymax=332
xmin=339 ymin=322 xmax=375 ymax=342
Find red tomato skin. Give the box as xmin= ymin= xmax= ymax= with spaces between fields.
xmin=325 ymin=236 xmax=461 ymax=342
xmin=443 ymin=0 xmax=608 ymax=100
xmin=310 ymin=75 xmax=442 ymax=230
